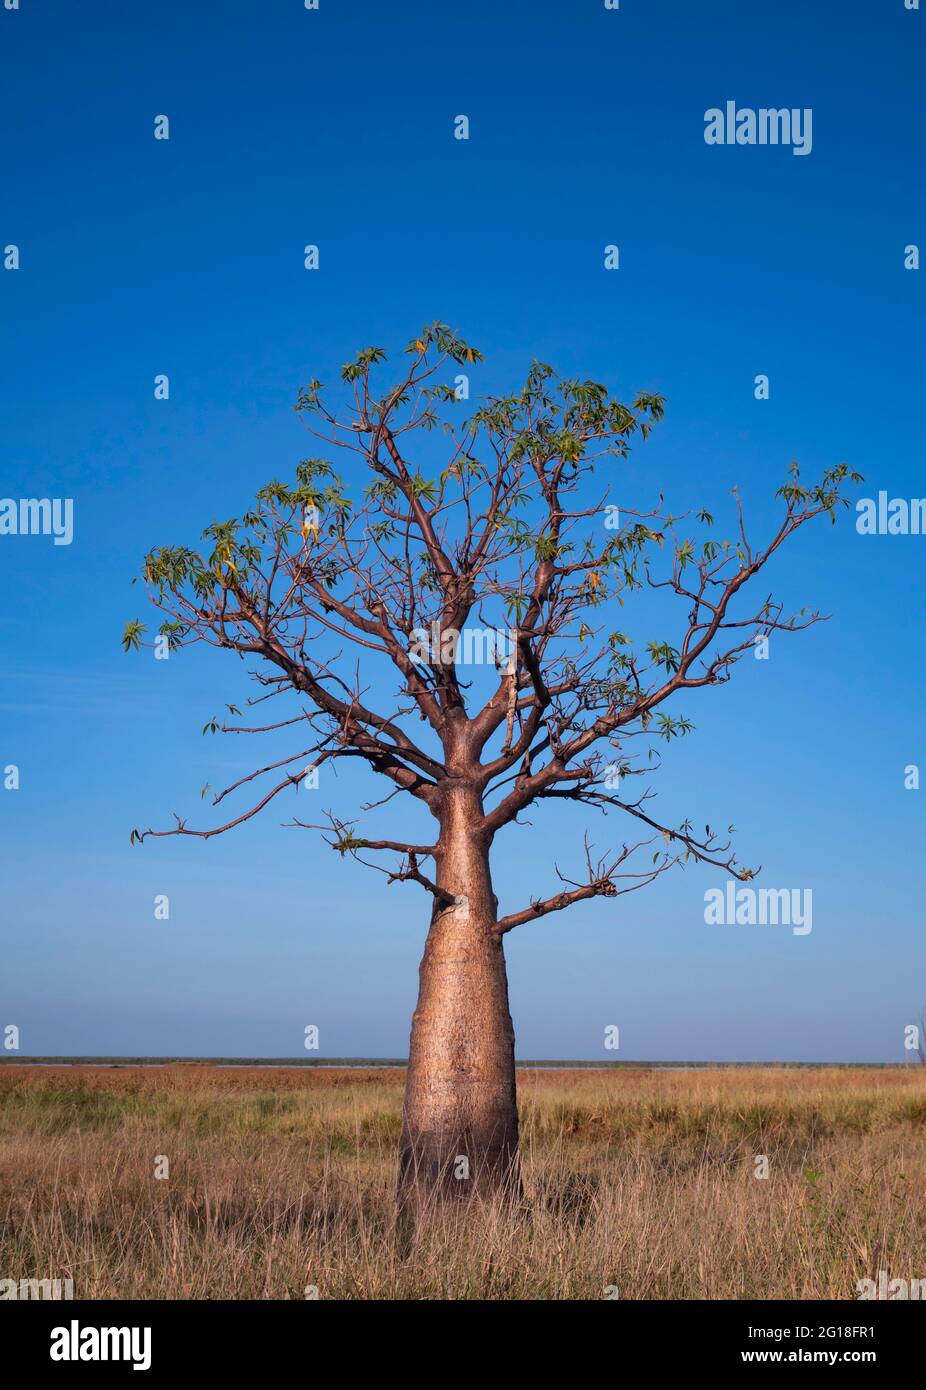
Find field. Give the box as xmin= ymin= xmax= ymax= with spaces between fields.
xmin=2 ymin=1064 xmax=925 ymax=1300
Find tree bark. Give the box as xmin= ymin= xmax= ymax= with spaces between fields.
xmin=398 ymin=782 xmax=520 ymax=1212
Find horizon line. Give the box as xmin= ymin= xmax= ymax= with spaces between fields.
xmin=0 ymin=1055 xmax=916 ymax=1070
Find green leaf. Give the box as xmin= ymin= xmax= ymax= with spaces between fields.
xmin=121 ymin=619 xmax=146 ymax=653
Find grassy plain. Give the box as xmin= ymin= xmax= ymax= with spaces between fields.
xmin=2 ymin=1064 xmax=924 ymax=1299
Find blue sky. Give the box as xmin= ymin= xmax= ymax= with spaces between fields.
xmin=1 ymin=0 xmax=924 ymax=1061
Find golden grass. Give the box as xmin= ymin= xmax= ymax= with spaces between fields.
xmin=1 ymin=1065 xmax=925 ymax=1300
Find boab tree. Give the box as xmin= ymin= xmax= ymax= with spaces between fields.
xmin=124 ymin=324 xmax=858 ymax=1210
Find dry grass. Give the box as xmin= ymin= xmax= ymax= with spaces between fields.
xmin=1 ymin=1064 xmax=925 ymax=1299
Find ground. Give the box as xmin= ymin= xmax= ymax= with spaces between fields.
xmin=1 ymin=1064 xmax=924 ymax=1300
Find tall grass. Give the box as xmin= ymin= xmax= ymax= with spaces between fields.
xmin=1 ymin=1065 xmax=924 ymax=1299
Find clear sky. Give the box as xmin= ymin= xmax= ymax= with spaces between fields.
xmin=1 ymin=0 xmax=924 ymax=1062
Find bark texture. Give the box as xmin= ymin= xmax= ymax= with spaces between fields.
xmin=398 ymin=781 xmax=520 ymax=1210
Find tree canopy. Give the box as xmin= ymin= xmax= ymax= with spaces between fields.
xmin=125 ymin=323 xmax=860 ymax=930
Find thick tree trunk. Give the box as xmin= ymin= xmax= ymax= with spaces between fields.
xmin=398 ymin=784 xmax=520 ymax=1212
